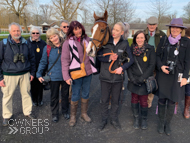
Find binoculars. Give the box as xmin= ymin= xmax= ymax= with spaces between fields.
xmin=13 ymin=53 xmax=25 ymax=63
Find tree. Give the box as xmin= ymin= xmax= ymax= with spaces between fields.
xmin=183 ymin=2 xmax=190 ymax=23
xmin=147 ymin=0 xmax=171 ymax=27
xmin=51 ymin=0 xmax=85 ymax=21
xmin=40 ymin=4 xmax=54 ymax=23
xmin=94 ymin=0 xmax=135 ymax=26
xmin=0 ymin=0 xmax=34 ymax=33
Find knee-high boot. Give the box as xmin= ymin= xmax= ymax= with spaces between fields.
xmin=131 ymin=103 xmax=140 ymax=129
xmin=165 ymin=103 xmax=175 ymax=136
xmin=69 ymin=101 xmax=78 ymax=127
xmin=157 ymin=102 xmax=166 ymax=134
xmin=80 ymin=98 xmax=91 ymax=122
xmin=184 ymin=96 xmax=190 ymax=119
xmin=141 ymin=106 xmax=148 ymax=130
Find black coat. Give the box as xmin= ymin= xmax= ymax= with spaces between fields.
xmin=156 ymin=36 xmax=190 ymax=102
xmin=0 ymin=35 xmax=36 ymax=80
xmin=127 ymin=44 xmax=156 ymax=95
xmin=97 ymin=36 xmax=134 ymax=83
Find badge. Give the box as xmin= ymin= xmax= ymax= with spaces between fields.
xmin=36 ymin=48 xmax=40 ymax=52
xmin=174 ymin=50 xmax=179 ymax=56
xmin=143 ymin=56 xmax=147 ymax=62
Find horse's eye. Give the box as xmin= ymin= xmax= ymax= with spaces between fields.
xmin=101 ymin=29 xmax=104 ymax=33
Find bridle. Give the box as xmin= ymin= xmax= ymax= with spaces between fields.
xmin=89 ymin=20 xmax=109 ymax=50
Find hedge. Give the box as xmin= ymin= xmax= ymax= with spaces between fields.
xmin=0 ymin=35 xmax=133 ymax=46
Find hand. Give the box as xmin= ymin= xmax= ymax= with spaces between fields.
xmin=38 ymin=77 xmax=44 ymax=83
xmin=66 ymin=79 xmax=72 ymax=85
xmin=180 ymin=78 xmax=187 ymax=87
xmin=109 ymin=53 xmax=118 ymax=61
xmin=30 ymin=75 xmax=34 ymax=82
xmin=115 ymin=67 xmax=123 ymax=74
xmin=161 ymin=65 xmax=169 ymax=74
xmin=0 ymin=79 xmax=6 ymax=87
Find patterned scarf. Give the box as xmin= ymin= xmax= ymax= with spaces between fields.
xmin=133 ymin=44 xmax=146 ymax=56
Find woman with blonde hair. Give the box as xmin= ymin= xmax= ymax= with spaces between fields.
xmin=36 ymin=27 xmax=70 ymax=123
xmin=156 ymin=18 xmax=190 ymax=135
xmin=97 ymin=22 xmax=134 ymax=131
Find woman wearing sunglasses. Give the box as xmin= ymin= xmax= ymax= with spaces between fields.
xmin=27 ymin=26 xmax=46 ymax=107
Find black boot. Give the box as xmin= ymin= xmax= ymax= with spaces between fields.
xmin=131 ymin=103 xmax=140 ymax=129
xmin=165 ymin=103 xmax=175 ymax=136
xmin=141 ymin=106 xmax=148 ymax=130
xmin=157 ymin=102 xmax=166 ymax=134
xmin=98 ymin=120 xmax=107 ymax=131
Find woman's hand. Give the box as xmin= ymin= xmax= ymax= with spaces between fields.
xmin=66 ymin=79 xmax=72 ymax=85
xmin=180 ymin=78 xmax=187 ymax=87
xmin=115 ymin=67 xmax=123 ymax=74
xmin=38 ymin=77 xmax=44 ymax=83
xmin=161 ymin=65 xmax=169 ymax=74
xmin=109 ymin=53 xmax=118 ymax=61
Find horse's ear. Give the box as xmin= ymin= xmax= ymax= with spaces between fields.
xmin=104 ymin=10 xmax=108 ymax=21
xmin=94 ymin=12 xmax=98 ymax=20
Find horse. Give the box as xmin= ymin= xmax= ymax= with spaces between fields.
xmin=86 ymin=10 xmax=111 ymax=57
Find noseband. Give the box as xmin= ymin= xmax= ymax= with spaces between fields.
xmin=89 ymin=20 xmax=109 ymax=50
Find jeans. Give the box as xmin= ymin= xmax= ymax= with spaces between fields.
xmin=71 ymin=75 xmax=92 ymax=102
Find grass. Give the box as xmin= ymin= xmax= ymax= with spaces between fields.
xmin=0 ymin=34 xmax=133 ymax=46
xmin=0 ymin=35 xmax=46 ymax=41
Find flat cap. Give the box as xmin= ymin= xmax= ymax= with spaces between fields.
xmin=147 ymin=16 xmax=158 ymax=24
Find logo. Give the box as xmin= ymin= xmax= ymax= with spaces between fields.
xmin=8 ymin=119 xmax=50 ymax=134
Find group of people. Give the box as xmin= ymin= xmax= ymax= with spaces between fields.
xmin=0 ymin=15 xmax=190 ymax=137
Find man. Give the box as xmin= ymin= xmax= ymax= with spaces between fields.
xmin=144 ymin=16 xmax=166 ymax=108
xmin=0 ymin=22 xmax=36 ymax=126
xmin=59 ymin=20 xmax=69 ymax=39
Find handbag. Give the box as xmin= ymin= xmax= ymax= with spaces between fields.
xmin=70 ymin=42 xmax=87 ymax=80
xmin=134 ymin=56 xmax=158 ymax=94
xmin=43 ymin=48 xmax=62 ymax=90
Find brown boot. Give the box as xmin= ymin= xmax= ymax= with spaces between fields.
xmin=80 ymin=98 xmax=91 ymax=122
xmin=69 ymin=101 xmax=78 ymax=127
xmin=184 ymin=96 xmax=190 ymax=119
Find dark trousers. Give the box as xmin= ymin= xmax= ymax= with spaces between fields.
xmin=50 ymin=81 xmax=69 ymax=116
xmin=31 ymin=77 xmax=43 ymax=104
xmin=158 ymin=98 xmax=175 ymax=105
xmin=101 ymin=81 xmax=122 ymax=121
xmin=131 ymin=93 xmax=148 ymax=108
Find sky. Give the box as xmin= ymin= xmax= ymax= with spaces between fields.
xmin=39 ymin=0 xmax=189 ymax=22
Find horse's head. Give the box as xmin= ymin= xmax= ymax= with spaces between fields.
xmin=86 ymin=10 xmax=110 ymax=57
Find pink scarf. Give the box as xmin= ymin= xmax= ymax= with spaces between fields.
xmin=168 ymin=34 xmax=181 ymax=45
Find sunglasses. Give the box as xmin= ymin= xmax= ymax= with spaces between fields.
xmin=32 ymin=32 xmax=39 ymax=34
xmin=63 ymin=26 xmax=69 ymax=28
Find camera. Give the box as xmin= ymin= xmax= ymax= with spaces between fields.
xmin=13 ymin=53 xmax=25 ymax=63
xmin=167 ymin=60 xmax=176 ymax=74
xmin=42 ymin=75 xmax=51 ymax=90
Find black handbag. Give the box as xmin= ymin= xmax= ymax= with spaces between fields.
xmin=42 ymin=49 xmax=61 ymax=90
xmin=134 ymin=56 xmax=158 ymax=94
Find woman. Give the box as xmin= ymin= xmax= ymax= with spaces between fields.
xmin=97 ymin=22 xmax=134 ymax=131
xmin=184 ymin=27 xmax=190 ymax=119
xmin=127 ymin=31 xmax=156 ymax=130
xmin=27 ymin=26 xmax=46 ymax=107
xmin=156 ymin=18 xmax=190 ymax=135
xmin=36 ymin=27 xmax=70 ymax=123
xmin=61 ymin=21 xmax=97 ymax=127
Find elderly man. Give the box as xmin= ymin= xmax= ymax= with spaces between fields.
xmin=59 ymin=20 xmax=69 ymax=39
xmin=0 ymin=22 xmax=36 ymax=126
xmin=144 ymin=16 xmax=166 ymax=108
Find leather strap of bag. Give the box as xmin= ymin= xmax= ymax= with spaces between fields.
xmin=46 ymin=47 xmax=62 ymax=73
xmin=134 ymin=56 xmax=143 ymax=75
xmin=82 ymin=42 xmax=86 ymax=63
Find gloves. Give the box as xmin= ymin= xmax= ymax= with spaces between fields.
xmin=132 ymin=79 xmax=141 ymax=86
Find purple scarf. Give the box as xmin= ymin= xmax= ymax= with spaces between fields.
xmin=168 ymin=34 xmax=181 ymax=45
